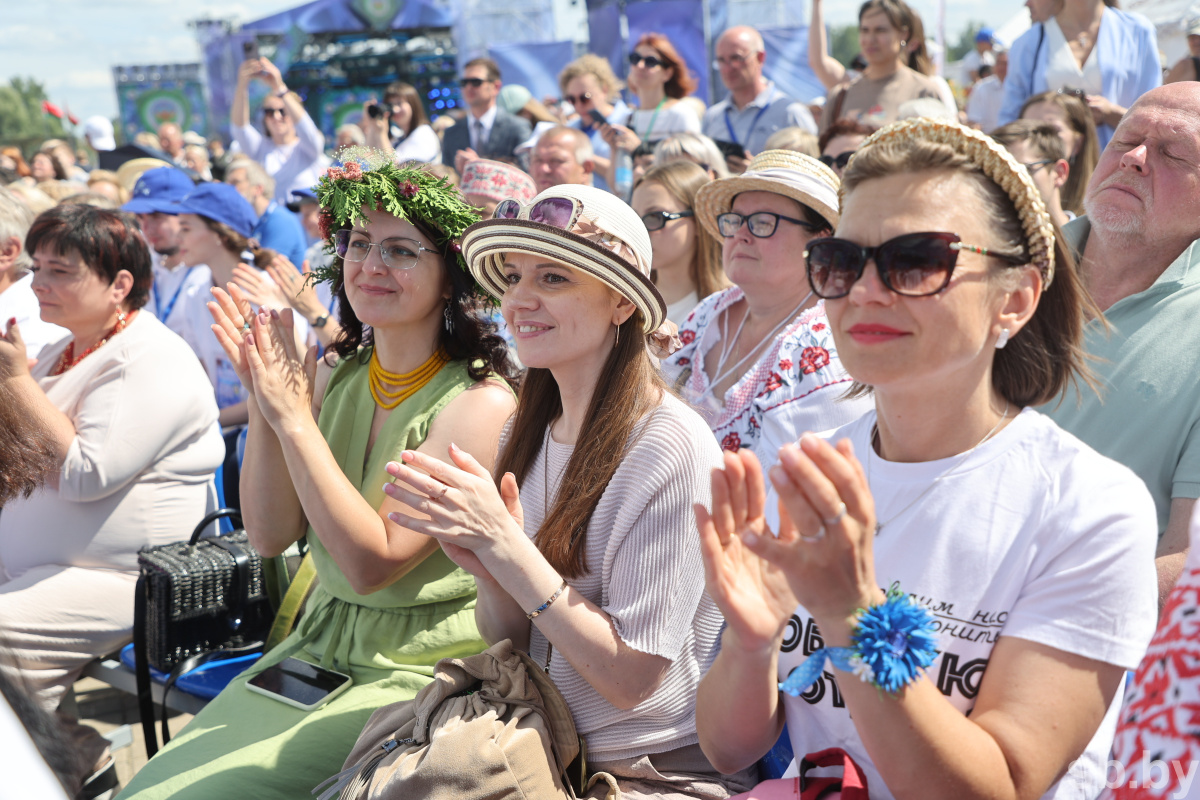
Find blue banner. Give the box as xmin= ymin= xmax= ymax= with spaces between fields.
xmin=241 ymin=0 xmax=458 ymax=33
xmin=760 ymin=26 xmax=826 ymax=105
xmin=488 ymin=41 xmax=578 ymax=106
xmin=625 ymin=0 xmax=709 ymax=102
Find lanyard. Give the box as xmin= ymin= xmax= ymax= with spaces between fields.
xmin=154 ymin=271 xmax=188 ymax=322
xmin=636 ymin=98 xmax=666 ymax=141
xmin=724 ymin=102 xmax=771 ymax=148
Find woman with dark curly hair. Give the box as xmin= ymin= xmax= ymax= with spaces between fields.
xmin=120 ymin=151 xmax=518 ymax=800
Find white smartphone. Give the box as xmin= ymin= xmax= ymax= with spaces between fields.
xmin=246 ymin=657 xmax=352 ymax=711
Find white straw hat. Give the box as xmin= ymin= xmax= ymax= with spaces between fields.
xmin=693 ymin=149 xmax=841 ymax=240
xmin=461 ymin=184 xmax=667 ymax=332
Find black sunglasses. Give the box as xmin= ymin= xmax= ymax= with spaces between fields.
xmin=262 ymin=107 xmax=287 ymax=118
xmin=563 ymin=92 xmax=592 ymax=106
xmin=459 ymin=77 xmax=488 ymax=88
xmin=716 ymin=211 xmax=819 ymax=239
xmin=641 ymin=210 xmax=693 ymax=232
xmin=818 ymin=151 xmax=855 ymax=170
xmin=804 ymin=232 xmax=1026 ymax=299
xmin=628 ymin=53 xmax=666 ymax=69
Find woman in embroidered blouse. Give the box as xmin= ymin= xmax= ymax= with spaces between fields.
xmin=382 ymin=184 xmax=755 ymax=799
xmin=660 ymin=149 xmax=871 ymax=465
xmin=998 ymin=0 xmax=1161 ymax=148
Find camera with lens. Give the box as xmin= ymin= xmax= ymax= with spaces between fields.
xmin=366 ymin=103 xmax=386 ymax=120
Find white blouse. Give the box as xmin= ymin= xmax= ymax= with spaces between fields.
xmin=0 ymin=311 xmax=225 ymax=577
xmin=1043 ymin=16 xmax=1104 ymax=96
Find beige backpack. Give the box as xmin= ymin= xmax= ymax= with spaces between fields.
xmin=314 ymin=639 xmax=618 ymax=800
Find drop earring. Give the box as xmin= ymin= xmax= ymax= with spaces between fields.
xmin=995 ymin=328 xmax=1010 ymax=349
xmin=614 ymin=322 xmax=620 ymax=349
xmin=443 ymin=304 xmax=453 ymax=333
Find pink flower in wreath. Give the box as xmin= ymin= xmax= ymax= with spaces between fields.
xmin=327 ymin=167 xmax=346 ymax=181
xmin=679 ymin=329 xmax=696 ymax=345
xmin=799 ymin=346 xmax=830 ymax=374
xmin=343 ymin=161 xmax=363 ymax=180
xmin=721 ymin=432 xmax=742 ymax=451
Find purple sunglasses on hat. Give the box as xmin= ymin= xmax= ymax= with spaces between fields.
xmin=493 ymin=196 xmax=583 ymax=231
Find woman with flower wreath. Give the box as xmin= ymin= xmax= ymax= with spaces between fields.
xmin=693 ymin=119 xmax=1158 ymax=799
xmin=660 ymin=149 xmax=871 ymax=465
xmin=119 ymin=150 xmax=518 ymax=800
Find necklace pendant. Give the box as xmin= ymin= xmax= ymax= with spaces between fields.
xmin=874 ymin=522 xmax=882 ymax=536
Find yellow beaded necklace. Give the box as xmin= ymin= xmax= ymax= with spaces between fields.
xmin=368 ymin=347 xmax=450 ymax=410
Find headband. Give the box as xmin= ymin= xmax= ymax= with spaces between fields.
xmin=847 ymin=119 xmax=1056 ymax=288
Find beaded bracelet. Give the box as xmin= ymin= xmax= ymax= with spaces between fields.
xmin=526 ymin=580 xmax=568 ymax=619
xmin=779 ymin=584 xmax=938 ymax=696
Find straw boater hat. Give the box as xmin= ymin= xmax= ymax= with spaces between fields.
xmin=461 ymin=183 xmax=667 ymax=333
xmin=693 ymin=150 xmax=841 ymax=241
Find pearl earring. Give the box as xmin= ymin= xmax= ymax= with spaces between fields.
xmin=995 ymin=328 xmax=1010 ymax=349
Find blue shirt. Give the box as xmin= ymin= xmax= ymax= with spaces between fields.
xmin=251 ymin=201 xmax=307 ymax=269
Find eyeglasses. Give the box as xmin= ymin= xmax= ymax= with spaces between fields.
xmin=459 ymin=77 xmax=487 ymax=88
xmin=716 ymin=211 xmax=819 ymax=239
xmin=1056 ymin=88 xmax=1087 ymax=100
xmin=712 ymin=52 xmax=758 ymax=69
xmin=334 ymin=230 xmax=432 ymax=270
xmin=641 ymin=210 xmax=694 ymax=232
xmin=818 ymin=151 xmax=855 ymax=170
xmin=803 ymin=231 xmax=1027 ymax=299
xmin=1020 ymin=159 xmax=1054 ymax=175
xmin=628 ymin=53 xmax=666 ymax=69
xmin=262 ymin=107 xmax=287 ymax=118
xmin=563 ymin=92 xmax=592 ymax=106
xmin=494 ymin=196 xmax=583 ymax=231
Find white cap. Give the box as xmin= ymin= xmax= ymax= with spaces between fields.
xmin=83 ymin=116 xmax=116 ymax=151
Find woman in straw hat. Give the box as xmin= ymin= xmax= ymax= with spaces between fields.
xmin=693 ymin=119 xmax=1157 ymax=799
xmin=120 ymin=151 xmax=517 ymax=800
xmin=661 ymin=149 xmax=872 ymax=465
xmin=382 ymin=183 xmax=757 ymax=798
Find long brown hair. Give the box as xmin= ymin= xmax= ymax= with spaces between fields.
xmin=840 ymin=136 xmax=1097 ymax=408
xmin=201 ymin=217 xmax=278 ymax=273
xmin=383 ymin=81 xmax=429 ymax=134
xmin=634 ymin=33 xmax=698 ymax=99
xmin=494 ymin=309 xmax=666 ymax=578
xmin=637 ymin=161 xmax=729 ymax=301
xmin=1019 ymin=91 xmax=1099 ymax=215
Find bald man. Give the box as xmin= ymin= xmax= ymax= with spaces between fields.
xmin=1042 ymin=83 xmax=1200 ymax=607
xmin=702 ymin=25 xmax=817 ymax=173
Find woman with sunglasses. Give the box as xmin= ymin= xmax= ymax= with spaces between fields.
xmin=231 ymin=55 xmax=325 ymax=202
xmin=381 ymin=184 xmax=756 ymax=798
xmin=818 ymin=119 xmax=876 ymax=178
xmin=694 ymin=119 xmax=1157 ymax=799
xmin=631 ymin=161 xmax=729 ymax=326
xmin=119 ymin=154 xmax=518 ymax=800
xmin=603 ymin=33 xmax=701 ymax=158
xmin=661 ymin=149 xmax=871 ymax=465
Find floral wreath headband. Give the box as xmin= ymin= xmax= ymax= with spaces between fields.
xmin=843 ymin=118 xmax=1056 ymax=288
xmin=312 ymin=146 xmax=485 ymax=294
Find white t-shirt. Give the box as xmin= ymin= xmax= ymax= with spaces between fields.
xmin=393 ymin=123 xmax=441 ymax=164
xmin=0 ymin=273 xmax=68 ymax=360
xmin=628 ymin=102 xmax=701 ymax=142
xmin=773 ymin=408 xmax=1158 ymax=800
xmin=967 ymin=76 xmax=1006 ymax=132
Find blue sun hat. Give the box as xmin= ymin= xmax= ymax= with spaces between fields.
xmin=121 ymin=167 xmax=195 ymax=215
xmin=172 ymin=183 xmax=258 ymax=237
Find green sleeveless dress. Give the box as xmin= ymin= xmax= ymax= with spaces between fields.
xmin=119 ymin=355 xmax=489 ymax=800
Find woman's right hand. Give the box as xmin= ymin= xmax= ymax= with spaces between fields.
xmin=600 ymin=123 xmax=641 ymax=152
xmin=264 ymin=256 xmax=328 ymax=321
xmin=207 ymin=284 xmax=258 ymax=393
xmin=696 ymin=450 xmax=799 ymax=653
xmin=0 ymin=317 xmax=31 ymax=381
xmin=237 ymin=58 xmax=262 ymax=87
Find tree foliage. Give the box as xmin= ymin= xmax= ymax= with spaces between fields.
xmin=830 ymin=24 xmax=862 ymax=67
xmin=947 ymin=21 xmax=986 ymax=62
xmin=0 ymin=77 xmax=66 ymax=155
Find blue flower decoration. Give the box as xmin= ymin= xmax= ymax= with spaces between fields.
xmin=852 ymin=592 xmax=939 ymax=694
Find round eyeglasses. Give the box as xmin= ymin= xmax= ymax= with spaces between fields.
xmin=641 ymin=210 xmax=694 ymax=232
xmin=716 ymin=211 xmax=820 ymax=239
xmin=334 ymin=230 xmax=432 ymax=270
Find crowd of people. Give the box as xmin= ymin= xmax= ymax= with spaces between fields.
xmin=2 ymin=1 xmax=1199 ymax=797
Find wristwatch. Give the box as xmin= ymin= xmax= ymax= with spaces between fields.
xmin=313 ymin=313 xmax=329 ymax=329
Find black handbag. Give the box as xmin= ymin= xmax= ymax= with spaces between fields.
xmin=133 ymin=508 xmax=274 ymax=756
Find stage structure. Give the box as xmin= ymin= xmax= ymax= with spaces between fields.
xmin=112 ymin=63 xmax=209 ymax=142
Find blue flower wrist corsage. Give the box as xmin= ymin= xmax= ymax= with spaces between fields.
xmin=779 ymin=585 xmax=939 ymax=697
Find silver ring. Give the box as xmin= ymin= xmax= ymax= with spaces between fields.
xmin=430 ymin=483 xmax=448 ymax=502
xmin=822 ymin=502 xmax=847 ymax=527
xmin=241 ymin=321 xmax=252 ymax=333
xmin=799 ymin=527 xmax=827 ymax=543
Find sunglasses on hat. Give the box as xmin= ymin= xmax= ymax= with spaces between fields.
xmin=628 ymin=53 xmax=666 ymax=69
xmin=804 ymin=232 xmax=1026 ymax=299
xmin=493 ymin=196 xmax=583 ymax=231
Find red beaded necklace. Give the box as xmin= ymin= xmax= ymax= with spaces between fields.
xmin=52 ymin=310 xmax=136 ymax=376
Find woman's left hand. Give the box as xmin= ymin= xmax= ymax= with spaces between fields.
xmin=750 ymin=434 xmax=885 ymax=633
xmin=383 ymin=446 xmax=525 ymax=565
xmin=244 ymin=307 xmax=317 ymax=431
xmin=1085 ymin=95 xmax=1125 ymax=129
xmin=0 ymin=318 xmax=31 ymax=381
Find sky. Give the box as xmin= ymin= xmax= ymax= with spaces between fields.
xmin=1 ymin=0 xmax=1029 ymax=129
